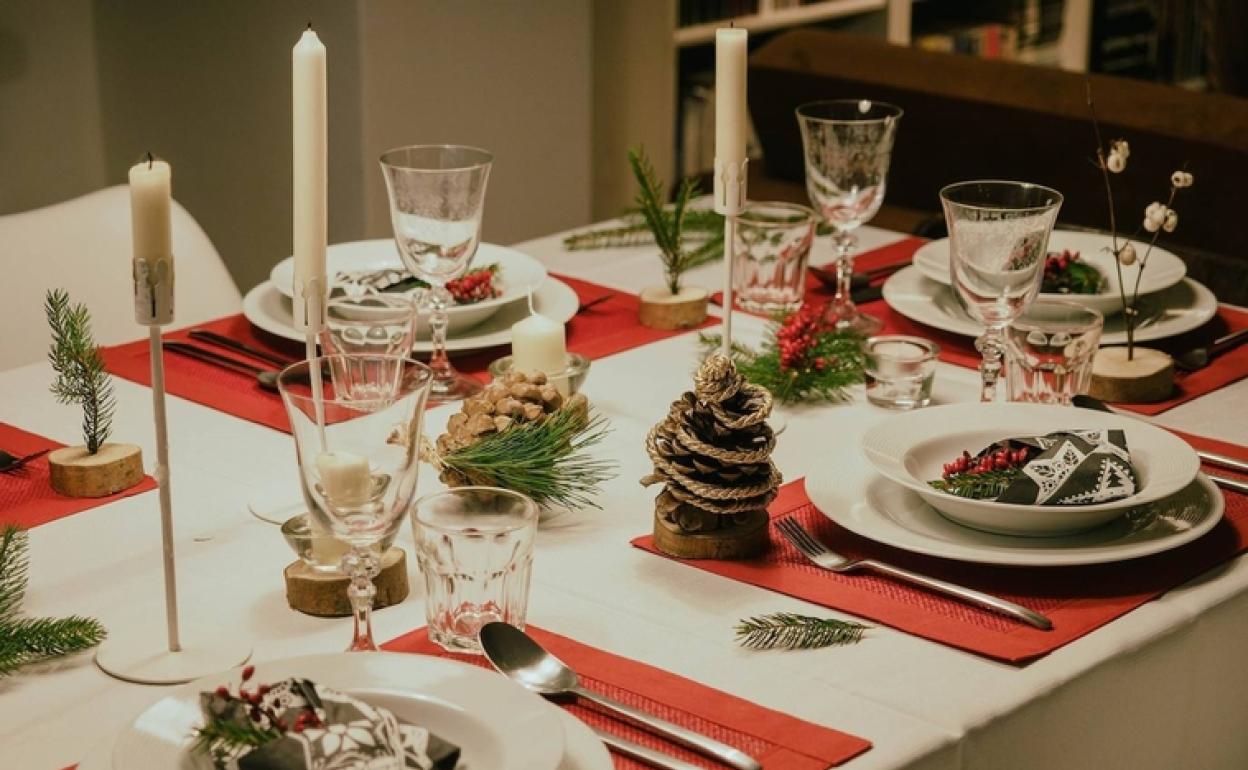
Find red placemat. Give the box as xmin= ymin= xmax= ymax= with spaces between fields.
xmin=383 ymin=625 xmax=871 ymax=769
xmin=0 ymin=423 xmax=156 ymax=529
xmin=101 ymin=275 xmax=714 ymax=433
xmin=633 ymin=434 xmax=1248 ymax=665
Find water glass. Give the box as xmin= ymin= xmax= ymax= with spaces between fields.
xmin=864 ymin=335 xmax=939 ymax=409
xmin=319 ymin=294 xmax=416 ymax=357
xmin=1006 ymin=300 xmax=1103 ymax=405
xmin=412 ymin=487 xmax=538 ymax=654
xmin=731 ymin=201 xmax=816 ymax=314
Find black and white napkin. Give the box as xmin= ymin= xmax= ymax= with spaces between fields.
xmin=990 ymin=429 xmax=1138 ymax=506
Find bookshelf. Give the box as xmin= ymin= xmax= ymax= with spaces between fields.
xmin=674 ymin=0 xmax=888 ymax=46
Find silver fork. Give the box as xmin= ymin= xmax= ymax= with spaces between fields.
xmin=775 ymin=518 xmax=1053 ymax=631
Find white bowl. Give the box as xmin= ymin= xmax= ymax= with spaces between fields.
xmin=860 ymin=402 xmax=1201 ymax=536
xmin=269 ymin=240 xmax=548 ymax=335
xmin=912 ymin=229 xmax=1187 ymax=317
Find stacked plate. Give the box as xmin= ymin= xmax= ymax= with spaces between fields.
xmin=245 ymin=240 xmax=579 ymax=353
xmin=78 ymin=652 xmax=611 ymax=769
xmin=884 ymin=230 xmax=1217 ymax=344
xmin=807 ymin=403 xmax=1222 ymax=567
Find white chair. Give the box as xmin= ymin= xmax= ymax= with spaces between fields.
xmin=0 ymin=185 xmax=241 ymax=369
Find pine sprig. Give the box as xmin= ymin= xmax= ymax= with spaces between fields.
xmin=193 ymin=717 xmax=281 ymax=766
xmin=928 ymin=468 xmax=1025 ymax=499
xmin=700 ymin=326 xmax=865 ymax=404
xmin=0 ymin=524 xmax=106 ymax=677
xmin=45 ymin=289 xmax=116 ymax=454
xmin=441 ymin=408 xmax=618 ymax=510
xmin=735 ymin=613 xmax=868 ymax=651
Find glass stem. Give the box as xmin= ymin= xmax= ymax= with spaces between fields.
xmin=343 ymin=546 xmax=381 ymax=652
xmin=425 ymin=286 xmax=456 ymax=384
xmin=832 ymin=233 xmax=856 ymax=314
xmin=975 ymin=327 xmax=1005 ymax=403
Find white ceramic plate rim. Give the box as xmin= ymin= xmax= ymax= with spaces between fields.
xmin=860 ymin=402 xmax=1201 ymax=514
xmin=110 ymin=651 xmax=566 ymax=770
xmin=912 ymin=229 xmax=1187 ymax=296
xmin=806 ymin=472 xmax=1222 ymax=566
xmin=881 ymin=266 xmax=1217 ymax=345
xmin=242 ymin=275 xmax=579 ymax=353
xmin=269 ymin=240 xmax=549 ymax=314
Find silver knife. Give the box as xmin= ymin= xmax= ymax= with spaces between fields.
xmin=593 ymin=728 xmax=705 ymax=770
xmin=1211 ymin=474 xmax=1248 ymax=496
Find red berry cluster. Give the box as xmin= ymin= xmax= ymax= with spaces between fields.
xmin=447 ymin=267 xmax=501 ymax=304
xmin=776 ymin=305 xmax=832 ymax=372
xmin=942 ymin=445 xmax=1030 ymax=479
xmin=1043 ymin=249 xmax=1080 ymax=280
xmin=212 ymin=665 xmax=322 ymax=734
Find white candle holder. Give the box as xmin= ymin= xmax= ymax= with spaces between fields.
xmin=714 ymin=157 xmax=748 ymax=355
xmin=95 ymin=258 xmax=250 ymax=684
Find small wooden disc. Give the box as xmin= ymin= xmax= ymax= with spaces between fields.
xmin=638 ymin=285 xmax=709 ymax=330
xmin=652 ymin=510 xmax=770 ymax=560
xmin=1088 ymin=346 xmax=1175 ymax=403
xmin=47 ymin=442 xmax=144 ymax=498
xmin=284 ymin=547 xmax=409 ymax=617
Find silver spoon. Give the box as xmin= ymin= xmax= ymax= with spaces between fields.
xmin=1175 ymin=327 xmax=1248 ymax=372
xmin=478 ymin=622 xmax=762 ymax=770
xmin=164 ymin=341 xmax=280 ymax=391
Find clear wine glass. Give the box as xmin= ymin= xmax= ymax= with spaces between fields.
xmin=796 ymin=99 xmax=903 ymax=334
xmin=940 ymin=180 xmax=1064 ymax=402
xmin=379 ymin=145 xmax=492 ymax=403
xmin=278 ymin=354 xmax=433 ymax=651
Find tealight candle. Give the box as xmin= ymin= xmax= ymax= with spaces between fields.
xmin=864 ymin=335 xmax=939 ymax=410
xmin=316 ymin=450 xmax=372 ymax=507
xmin=511 ymin=312 xmax=568 ymax=390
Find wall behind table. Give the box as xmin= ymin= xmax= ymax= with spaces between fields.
xmin=0 ymin=2 xmax=592 ymax=294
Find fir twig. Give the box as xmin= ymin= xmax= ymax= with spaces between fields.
xmin=928 ymin=468 xmax=1025 ymax=500
xmin=626 ymin=147 xmax=715 ymax=295
xmin=441 ymin=408 xmax=617 ymax=510
xmin=0 ymin=525 xmax=28 ymax=623
xmin=735 ymin=613 xmax=867 ymax=651
xmin=699 ymin=327 xmax=865 ymax=404
xmin=193 ymin=718 xmax=281 ymax=766
xmin=45 ymin=289 xmax=115 ymax=454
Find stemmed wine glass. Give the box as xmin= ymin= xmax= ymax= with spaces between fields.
xmin=278 ymin=354 xmax=433 ymax=651
xmin=940 ymin=181 xmax=1064 ymax=402
xmin=380 ymin=145 xmax=492 ymax=403
xmin=796 ymin=99 xmax=903 ymax=334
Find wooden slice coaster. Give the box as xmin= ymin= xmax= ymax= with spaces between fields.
xmin=47 ymin=442 xmax=144 ymax=498
xmin=284 ymin=547 xmax=409 ymax=617
xmin=652 ymin=509 xmax=770 ymax=560
xmin=638 ymin=285 xmax=709 ymax=330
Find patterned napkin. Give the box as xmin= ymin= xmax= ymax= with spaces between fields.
xmin=199 ymin=678 xmax=459 ymax=770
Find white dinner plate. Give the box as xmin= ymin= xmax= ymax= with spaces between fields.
xmin=806 ymin=472 xmax=1223 ymax=567
xmin=110 ymin=652 xmax=569 ymax=770
xmin=243 ymin=275 xmax=579 ymax=354
xmin=860 ymin=402 xmax=1201 ymax=536
xmin=912 ymin=229 xmax=1187 ymax=316
xmin=882 ymin=266 xmax=1217 ymax=345
xmin=270 ymin=240 xmax=547 ymax=334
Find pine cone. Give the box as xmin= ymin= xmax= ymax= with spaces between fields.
xmin=641 ymin=354 xmax=781 ymax=531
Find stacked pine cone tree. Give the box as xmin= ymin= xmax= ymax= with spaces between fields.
xmin=642 ymin=353 xmax=781 ymax=558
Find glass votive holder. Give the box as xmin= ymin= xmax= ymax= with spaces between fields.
xmin=280 ymin=512 xmax=397 ymax=573
xmin=411 ymin=487 xmax=538 ymax=654
xmin=318 ymin=294 xmax=417 ymax=357
xmin=487 ymin=353 xmax=591 ymax=396
xmin=731 ymin=201 xmax=817 ymax=314
xmin=1006 ymin=300 xmax=1103 ymax=405
xmin=864 ymin=335 xmax=939 ymax=409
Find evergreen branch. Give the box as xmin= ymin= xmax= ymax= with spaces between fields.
xmin=928 ymin=468 xmax=1025 ymax=500
xmin=45 ymin=289 xmax=115 ymax=453
xmin=442 ymin=408 xmax=618 ymax=510
xmin=193 ymin=717 xmax=281 ymax=766
xmin=699 ymin=326 xmax=865 ymax=404
xmin=735 ymin=613 xmax=868 ymax=650
xmin=0 ymin=616 xmax=107 ymax=661
xmin=0 ymin=525 xmax=28 ymax=623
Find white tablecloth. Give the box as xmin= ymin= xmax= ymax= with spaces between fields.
xmin=3 ymin=224 xmax=1247 ymax=770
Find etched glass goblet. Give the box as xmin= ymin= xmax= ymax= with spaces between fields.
xmin=279 ymin=354 xmax=433 ymax=651
xmin=796 ymin=99 xmax=902 ymax=334
xmin=380 ymin=144 xmax=492 ymax=403
xmin=940 ymin=180 xmax=1064 ymax=402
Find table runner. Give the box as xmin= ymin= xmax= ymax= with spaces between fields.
xmin=383 ymin=625 xmax=871 ymax=769
xmin=0 ymin=423 xmax=156 ymax=529
xmin=100 ymin=275 xmax=714 ymax=433
xmin=632 ymin=433 xmax=1248 ymax=665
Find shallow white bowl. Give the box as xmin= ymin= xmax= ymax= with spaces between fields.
xmin=270 ymin=240 xmax=548 ymax=335
xmin=860 ymin=402 xmax=1201 ymax=536
xmin=912 ymin=229 xmax=1187 ymax=317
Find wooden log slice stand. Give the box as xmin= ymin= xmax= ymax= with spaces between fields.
xmin=653 ymin=510 xmax=770 ymax=560
xmin=1088 ymin=347 xmax=1175 ymax=403
xmin=638 ymin=285 xmax=709 ymax=330
xmin=285 ymin=547 xmax=409 ymax=617
xmin=47 ymin=442 xmax=144 ymax=498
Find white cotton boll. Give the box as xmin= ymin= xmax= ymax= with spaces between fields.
xmin=1163 ymin=210 xmax=1179 ymax=232
xmin=1171 ymin=171 xmax=1186 ymax=187
xmin=1143 ymin=216 xmax=1160 ymax=233
xmin=1107 ymin=153 xmax=1126 ymax=173
xmin=1112 ymin=139 xmax=1130 ymax=159
xmin=1184 ymin=171 xmax=1194 ymax=187
xmin=1118 ymin=243 xmax=1137 ymax=265
xmin=1145 ymin=202 xmax=1168 ymax=226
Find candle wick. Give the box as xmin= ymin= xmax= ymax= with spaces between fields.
xmin=526 ymin=287 xmax=536 ymax=315
xmin=306 ymin=21 xmax=312 ymax=30
xmin=145 ymin=151 xmax=153 ymax=169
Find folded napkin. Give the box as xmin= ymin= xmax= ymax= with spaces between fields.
xmin=931 ymin=429 xmax=1139 ymax=506
xmin=197 ymin=678 xmax=459 ymax=770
